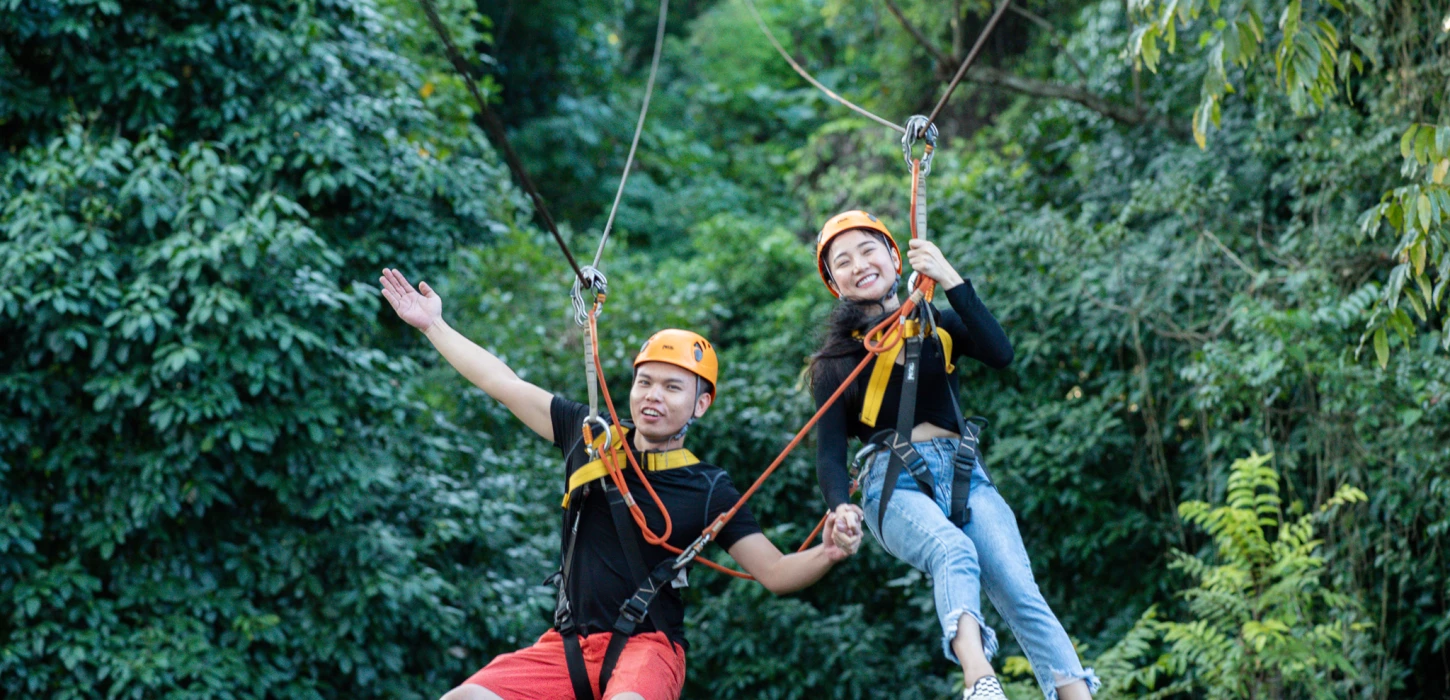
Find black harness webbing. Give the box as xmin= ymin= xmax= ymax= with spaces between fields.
xmin=597 ymin=482 xmax=676 ymax=694
xmin=945 ymin=389 xmax=986 ymax=528
xmin=870 ymin=319 xmax=984 ymax=531
xmin=549 ymin=435 xmax=681 ymax=700
xmin=873 ymin=333 xmax=935 ymax=533
xmin=549 ymin=486 xmax=595 ymax=700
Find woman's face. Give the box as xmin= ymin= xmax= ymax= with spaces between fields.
xmin=826 ymin=229 xmax=898 ymax=301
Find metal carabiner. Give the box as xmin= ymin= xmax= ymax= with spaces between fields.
xmin=570 ymin=265 xmax=609 ymax=327
xmin=851 ymin=441 xmax=882 ymax=483
xmin=900 ymin=115 xmax=938 ymax=176
xmin=582 ymin=416 xmax=613 ymax=460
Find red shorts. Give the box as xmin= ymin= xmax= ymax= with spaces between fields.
xmin=464 ymin=629 xmax=686 ymax=700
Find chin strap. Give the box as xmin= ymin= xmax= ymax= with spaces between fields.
xmin=667 ymin=416 xmax=695 ymax=442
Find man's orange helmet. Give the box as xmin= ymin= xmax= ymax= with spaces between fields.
xmin=815 ymin=210 xmax=901 ymax=297
xmin=633 ymin=329 xmax=718 ymax=398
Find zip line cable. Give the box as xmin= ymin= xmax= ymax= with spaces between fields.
xmin=594 ymin=0 xmax=670 ymax=269
xmin=737 ymin=0 xmax=906 ymax=134
xmin=740 ymin=0 xmax=1013 ymax=135
xmin=926 ymin=0 xmax=1013 ymax=126
xmin=415 ymin=0 xmax=1007 ymax=579
xmin=414 ymin=0 xmax=587 ymax=285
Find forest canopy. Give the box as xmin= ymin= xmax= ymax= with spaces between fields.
xmin=2 ymin=0 xmax=1447 ymax=698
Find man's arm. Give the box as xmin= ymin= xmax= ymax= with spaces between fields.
xmin=726 ymin=512 xmax=861 ymax=595
xmin=380 ymin=268 xmax=555 ymax=442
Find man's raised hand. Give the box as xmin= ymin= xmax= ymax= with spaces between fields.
xmin=379 ymin=268 xmax=442 ymax=331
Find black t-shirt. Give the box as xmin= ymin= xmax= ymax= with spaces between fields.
xmin=813 ymin=282 xmax=1013 ymax=509
xmin=550 ymin=396 xmax=761 ymax=648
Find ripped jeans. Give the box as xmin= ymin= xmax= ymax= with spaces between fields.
xmin=860 ymin=438 xmax=1100 ymax=700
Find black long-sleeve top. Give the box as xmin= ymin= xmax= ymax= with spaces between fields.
xmin=813 ymin=281 xmax=1013 ymax=510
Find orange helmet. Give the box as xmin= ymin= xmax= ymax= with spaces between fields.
xmin=633 ymin=329 xmax=719 ymax=397
xmin=815 ymin=210 xmax=901 ymax=297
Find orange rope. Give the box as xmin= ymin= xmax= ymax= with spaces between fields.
xmin=579 ymin=157 xmax=936 ymax=578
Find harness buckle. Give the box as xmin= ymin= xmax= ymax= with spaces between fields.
xmin=619 ymin=592 xmax=652 ymax=625
xmin=553 ymin=588 xmax=576 ymax=633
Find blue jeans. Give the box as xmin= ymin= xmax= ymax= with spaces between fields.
xmin=860 ymin=438 xmax=1100 ymax=700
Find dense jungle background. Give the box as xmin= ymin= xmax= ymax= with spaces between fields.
xmin=4 ymin=0 xmax=1449 ymax=697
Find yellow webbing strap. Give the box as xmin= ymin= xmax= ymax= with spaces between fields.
xmin=858 ymin=322 xmax=955 ymax=428
xmin=561 ymin=427 xmax=700 ymax=507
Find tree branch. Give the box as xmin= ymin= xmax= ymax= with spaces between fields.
xmin=881 ymin=0 xmax=953 ymax=70
xmin=881 ymin=0 xmax=1186 ymax=136
xmin=967 ymin=66 xmax=1184 ymax=135
xmin=1007 ymin=5 xmax=1089 ymax=85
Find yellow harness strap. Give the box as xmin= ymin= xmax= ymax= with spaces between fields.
xmin=561 ymin=428 xmax=700 ymax=507
xmin=857 ymin=321 xmax=955 ymax=428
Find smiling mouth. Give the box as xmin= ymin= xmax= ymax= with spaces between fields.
xmin=641 ymin=407 xmax=664 ymax=418
xmin=857 ymin=272 xmax=880 ymax=288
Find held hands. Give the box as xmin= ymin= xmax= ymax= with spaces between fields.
xmin=905 ymin=239 xmax=964 ymax=290
xmin=823 ymin=503 xmax=865 ymax=561
xmin=379 ymin=268 xmax=443 ymax=331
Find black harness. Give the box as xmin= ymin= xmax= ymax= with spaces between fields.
xmin=867 ymin=321 xmax=985 ymax=533
xmin=547 ymin=439 xmax=683 ymax=699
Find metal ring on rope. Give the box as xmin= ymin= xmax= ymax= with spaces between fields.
xmin=901 ymin=115 xmax=939 ymax=175
xmin=582 ymin=416 xmax=613 ymax=460
xmin=570 ymin=266 xmax=608 ymax=327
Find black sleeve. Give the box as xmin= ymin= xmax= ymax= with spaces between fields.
xmin=813 ymin=377 xmax=854 ymax=511
xmin=703 ymin=470 xmax=762 ymax=551
xmin=549 ymin=394 xmax=592 ymax=463
xmin=936 ymin=281 xmax=1014 ymax=369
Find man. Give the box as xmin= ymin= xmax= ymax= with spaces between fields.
xmin=379 ymin=269 xmax=861 ymax=700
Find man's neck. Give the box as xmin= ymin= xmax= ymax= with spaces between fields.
xmin=633 ymin=431 xmax=685 ymax=453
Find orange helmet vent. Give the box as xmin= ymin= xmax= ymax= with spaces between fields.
xmin=633 ymin=328 xmax=719 ymax=397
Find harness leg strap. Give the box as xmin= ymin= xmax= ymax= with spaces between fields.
xmin=562 ymin=632 xmax=597 ymax=700
xmin=597 ymin=630 xmax=630 ymax=697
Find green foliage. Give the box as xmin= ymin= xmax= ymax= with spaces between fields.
xmin=7 ymin=0 xmax=1450 ymax=696
xmin=1155 ymin=453 xmax=1372 ymax=699
xmin=1359 ymin=121 xmax=1450 ymax=360
xmin=0 ymin=0 xmax=556 ymax=696
xmin=1128 ymin=0 xmax=1371 ymax=148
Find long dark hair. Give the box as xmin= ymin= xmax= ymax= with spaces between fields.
xmin=807 ymin=300 xmax=891 ymax=400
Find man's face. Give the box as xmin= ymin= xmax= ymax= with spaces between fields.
xmin=630 ymin=361 xmax=711 ymax=443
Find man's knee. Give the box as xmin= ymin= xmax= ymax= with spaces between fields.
xmin=439 ymin=684 xmax=505 ymax=700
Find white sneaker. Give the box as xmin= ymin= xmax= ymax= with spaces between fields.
xmin=962 ymin=675 xmax=1006 ymax=700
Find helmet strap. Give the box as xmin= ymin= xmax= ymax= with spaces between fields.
xmin=876 ymin=274 xmax=901 ymax=305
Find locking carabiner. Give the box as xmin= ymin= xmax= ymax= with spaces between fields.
xmin=900 ymin=115 xmax=939 ymax=176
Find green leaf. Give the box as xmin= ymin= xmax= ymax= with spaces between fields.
xmin=1418 ymin=194 xmax=1433 ymax=232
xmin=1416 ymin=126 xmax=1435 ymax=165
xmin=1373 ymin=327 xmax=1388 ymax=368
xmin=1386 ymin=263 xmax=1410 ymax=308
xmin=1405 ymin=288 xmax=1428 ymax=321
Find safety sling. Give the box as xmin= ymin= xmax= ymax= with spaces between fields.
xmin=862 ymin=318 xmax=984 ymax=533
xmin=548 ymin=430 xmax=693 ymax=699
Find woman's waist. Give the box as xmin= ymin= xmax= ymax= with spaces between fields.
xmin=850 ymin=418 xmax=961 ymax=443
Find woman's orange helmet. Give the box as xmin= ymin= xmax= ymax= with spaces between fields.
xmin=815 ymin=210 xmax=901 ymax=297
xmin=633 ymin=329 xmax=719 ymax=398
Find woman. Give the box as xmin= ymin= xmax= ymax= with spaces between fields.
xmin=808 ymin=211 xmax=1099 ymax=700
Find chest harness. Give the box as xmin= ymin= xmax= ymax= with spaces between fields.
xmin=856 ymin=315 xmax=985 ymax=533
xmin=548 ymin=422 xmax=701 ymax=700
